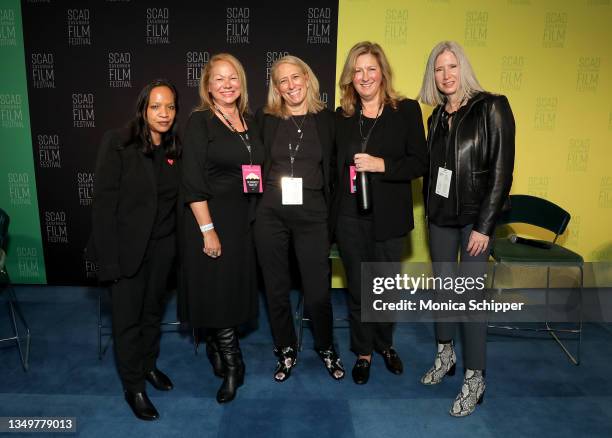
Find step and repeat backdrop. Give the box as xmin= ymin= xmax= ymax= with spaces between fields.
xmin=0 ymin=0 xmax=610 ymax=285
xmin=1 ymin=0 xmax=338 ymax=284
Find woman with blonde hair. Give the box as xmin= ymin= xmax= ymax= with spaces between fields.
xmin=182 ymin=53 xmax=264 ymax=403
xmin=418 ymin=41 xmax=514 ymax=416
xmin=332 ymin=41 xmax=427 ymax=384
xmin=254 ymin=55 xmax=345 ymax=382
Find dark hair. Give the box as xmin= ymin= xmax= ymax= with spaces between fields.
xmin=125 ymin=78 xmax=181 ymax=158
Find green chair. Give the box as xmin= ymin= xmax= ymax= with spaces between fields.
xmin=0 ymin=208 xmax=31 ymax=371
xmin=490 ymin=194 xmax=583 ymax=365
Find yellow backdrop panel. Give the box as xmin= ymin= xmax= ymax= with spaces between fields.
xmin=332 ymin=0 xmax=612 ymax=287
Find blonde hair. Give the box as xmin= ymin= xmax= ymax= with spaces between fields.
xmin=338 ymin=41 xmax=402 ymax=117
xmin=418 ymin=41 xmax=484 ymax=107
xmin=264 ymin=55 xmax=325 ymax=118
xmin=196 ymin=53 xmax=249 ymax=115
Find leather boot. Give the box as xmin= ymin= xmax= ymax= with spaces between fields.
xmin=205 ymin=333 xmax=225 ymax=378
xmin=124 ymin=390 xmax=159 ymax=421
xmin=215 ymin=327 xmax=244 ymax=403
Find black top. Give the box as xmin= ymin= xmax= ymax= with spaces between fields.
xmin=338 ymin=115 xmax=378 ymax=219
xmin=266 ymin=115 xmax=323 ymax=190
xmin=255 ymin=108 xmax=336 ymax=210
xmin=181 ymin=110 xmax=263 ymax=328
xmin=427 ymin=108 xmax=477 ymax=227
xmin=151 ymin=146 xmax=179 ymax=239
xmin=331 ymin=99 xmax=428 ymax=241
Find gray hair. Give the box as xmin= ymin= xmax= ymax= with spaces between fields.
xmin=418 ymin=41 xmax=484 ymax=107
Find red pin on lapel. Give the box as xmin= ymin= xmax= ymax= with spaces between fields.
xmin=167 ymin=158 xmax=174 ymax=165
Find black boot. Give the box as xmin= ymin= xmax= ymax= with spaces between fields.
xmin=205 ymin=333 xmax=225 ymax=378
xmin=215 ymin=327 xmax=244 ymax=404
xmin=124 ymin=390 xmax=159 ymax=421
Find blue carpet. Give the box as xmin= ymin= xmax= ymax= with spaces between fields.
xmin=1 ymin=286 xmax=611 ymax=437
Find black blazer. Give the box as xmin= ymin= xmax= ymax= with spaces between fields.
xmin=331 ymin=99 xmax=428 ymax=241
xmin=254 ymin=107 xmax=336 ymax=206
xmin=91 ymin=128 xmax=179 ymax=282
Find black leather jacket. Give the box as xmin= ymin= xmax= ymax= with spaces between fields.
xmin=425 ymin=92 xmax=515 ymax=236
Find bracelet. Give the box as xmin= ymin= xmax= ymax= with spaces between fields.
xmin=199 ymin=223 xmax=214 ymax=233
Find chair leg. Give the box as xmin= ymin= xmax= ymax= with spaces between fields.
xmin=193 ymin=328 xmax=200 ymax=355
xmin=97 ymin=289 xmax=113 ymax=359
xmin=295 ymin=293 xmax=305 ymax=352
xmin=547 ymin=323 xmax=580 ymax=365
xmin=488 ymin=262 xmax=582 ymax=366
xmin=545 ymin=265 xmax=582 ymax=366
xmin=97 ymin=292 xmax=102 ymax=360
xmin=491 ymin=261 xmax=498 ymax=293
xmin=7 ymin=287 xmax=30 ymax=371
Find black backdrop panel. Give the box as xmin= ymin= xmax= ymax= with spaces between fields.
xmin=22 ymin=0 xmax=338 ymax=285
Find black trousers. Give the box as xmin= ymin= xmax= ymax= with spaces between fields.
xmin=335 ymin=214 xmax=405 ymax=355
xmin=110 ymin=233 xmax=175 ymax=392
xmin=428 ymin=223 xmax=490 ymax=370
xmin=254 ymin=187 xmax=333 ymax=350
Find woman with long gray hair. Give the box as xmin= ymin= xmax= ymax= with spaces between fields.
xmin=418 ymin=41 xmax=515 ymax=417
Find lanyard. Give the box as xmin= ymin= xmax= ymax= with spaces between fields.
xmin=440 ymin=109 xmax=454 ymax=168
xmin=214 ymin=105 xmax=253 ymax=164
xmin=358 ymin=103 xmax=383 ymax=152
xmin=440 ymin=98 xmax=467 ymax=168
xmin=286 ymin=115 xmax=307 ymax=178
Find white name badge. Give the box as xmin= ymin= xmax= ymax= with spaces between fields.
xmin=435 ymin=167 xmax=452 ymax=198
xmin=281 ymin=177 xmax=303 ymax=205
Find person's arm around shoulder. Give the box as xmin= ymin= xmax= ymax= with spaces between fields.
xmin=91 ymin=129 xmax=123 ymax=282
xmin=381 ymin=98 xmax=428 ymax=182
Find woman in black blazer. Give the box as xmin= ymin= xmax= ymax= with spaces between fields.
xmin=254 ymin=55 xmax=345 ymax=382
xmin=332 ymin=42 xmax=427 ymax=384
xmin=92 ymin=79 xmax=181 ymax=421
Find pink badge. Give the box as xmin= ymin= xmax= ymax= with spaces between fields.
xmin=167 ymin=158 xmax=174 ymax=166
xmin=242 ymin=164 xmax=263 ymax=193
xmin=349 ymin=165 xmax=357 ymax=194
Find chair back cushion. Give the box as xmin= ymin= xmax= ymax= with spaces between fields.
xmin=498 ymin=195 xmax=570 ymax=236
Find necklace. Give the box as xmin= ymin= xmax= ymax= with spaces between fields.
xmin=446 ymin=96 xmax=466 ymax=114
xmin=214 ymin=104 xmax=253 ymax=164
xmin=358 ymin=103 xmax=383 ymax=146
xmin=289 ymin=114 xmax=307 ymax=134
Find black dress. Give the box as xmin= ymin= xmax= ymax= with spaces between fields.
xmin=181 ymin=109 xmax=264 ymax=328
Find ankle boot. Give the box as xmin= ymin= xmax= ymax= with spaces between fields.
xmin=215 ymin=327 xmax=244 ymax=404
xmin=205 ymin=333 xmax=224 ymax=378
xmin=449 ymin=369 xmax=485 ymax=417
xmin=421 ymin=341 xmax=457 ymax=385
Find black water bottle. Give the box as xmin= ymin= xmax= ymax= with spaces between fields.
xmin=357 ymin=171 xmax=371 ymax=212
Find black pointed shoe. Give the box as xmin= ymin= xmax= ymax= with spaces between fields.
xmin=145 ymin=369 xmax=174 ymax=391
xmin=124 ymin=390 xmax=159 ymax=421
xmin=352 ymin=358 xmax=371 ymax=384
xmin=380 ymin=348 xmax=403 ymax=375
